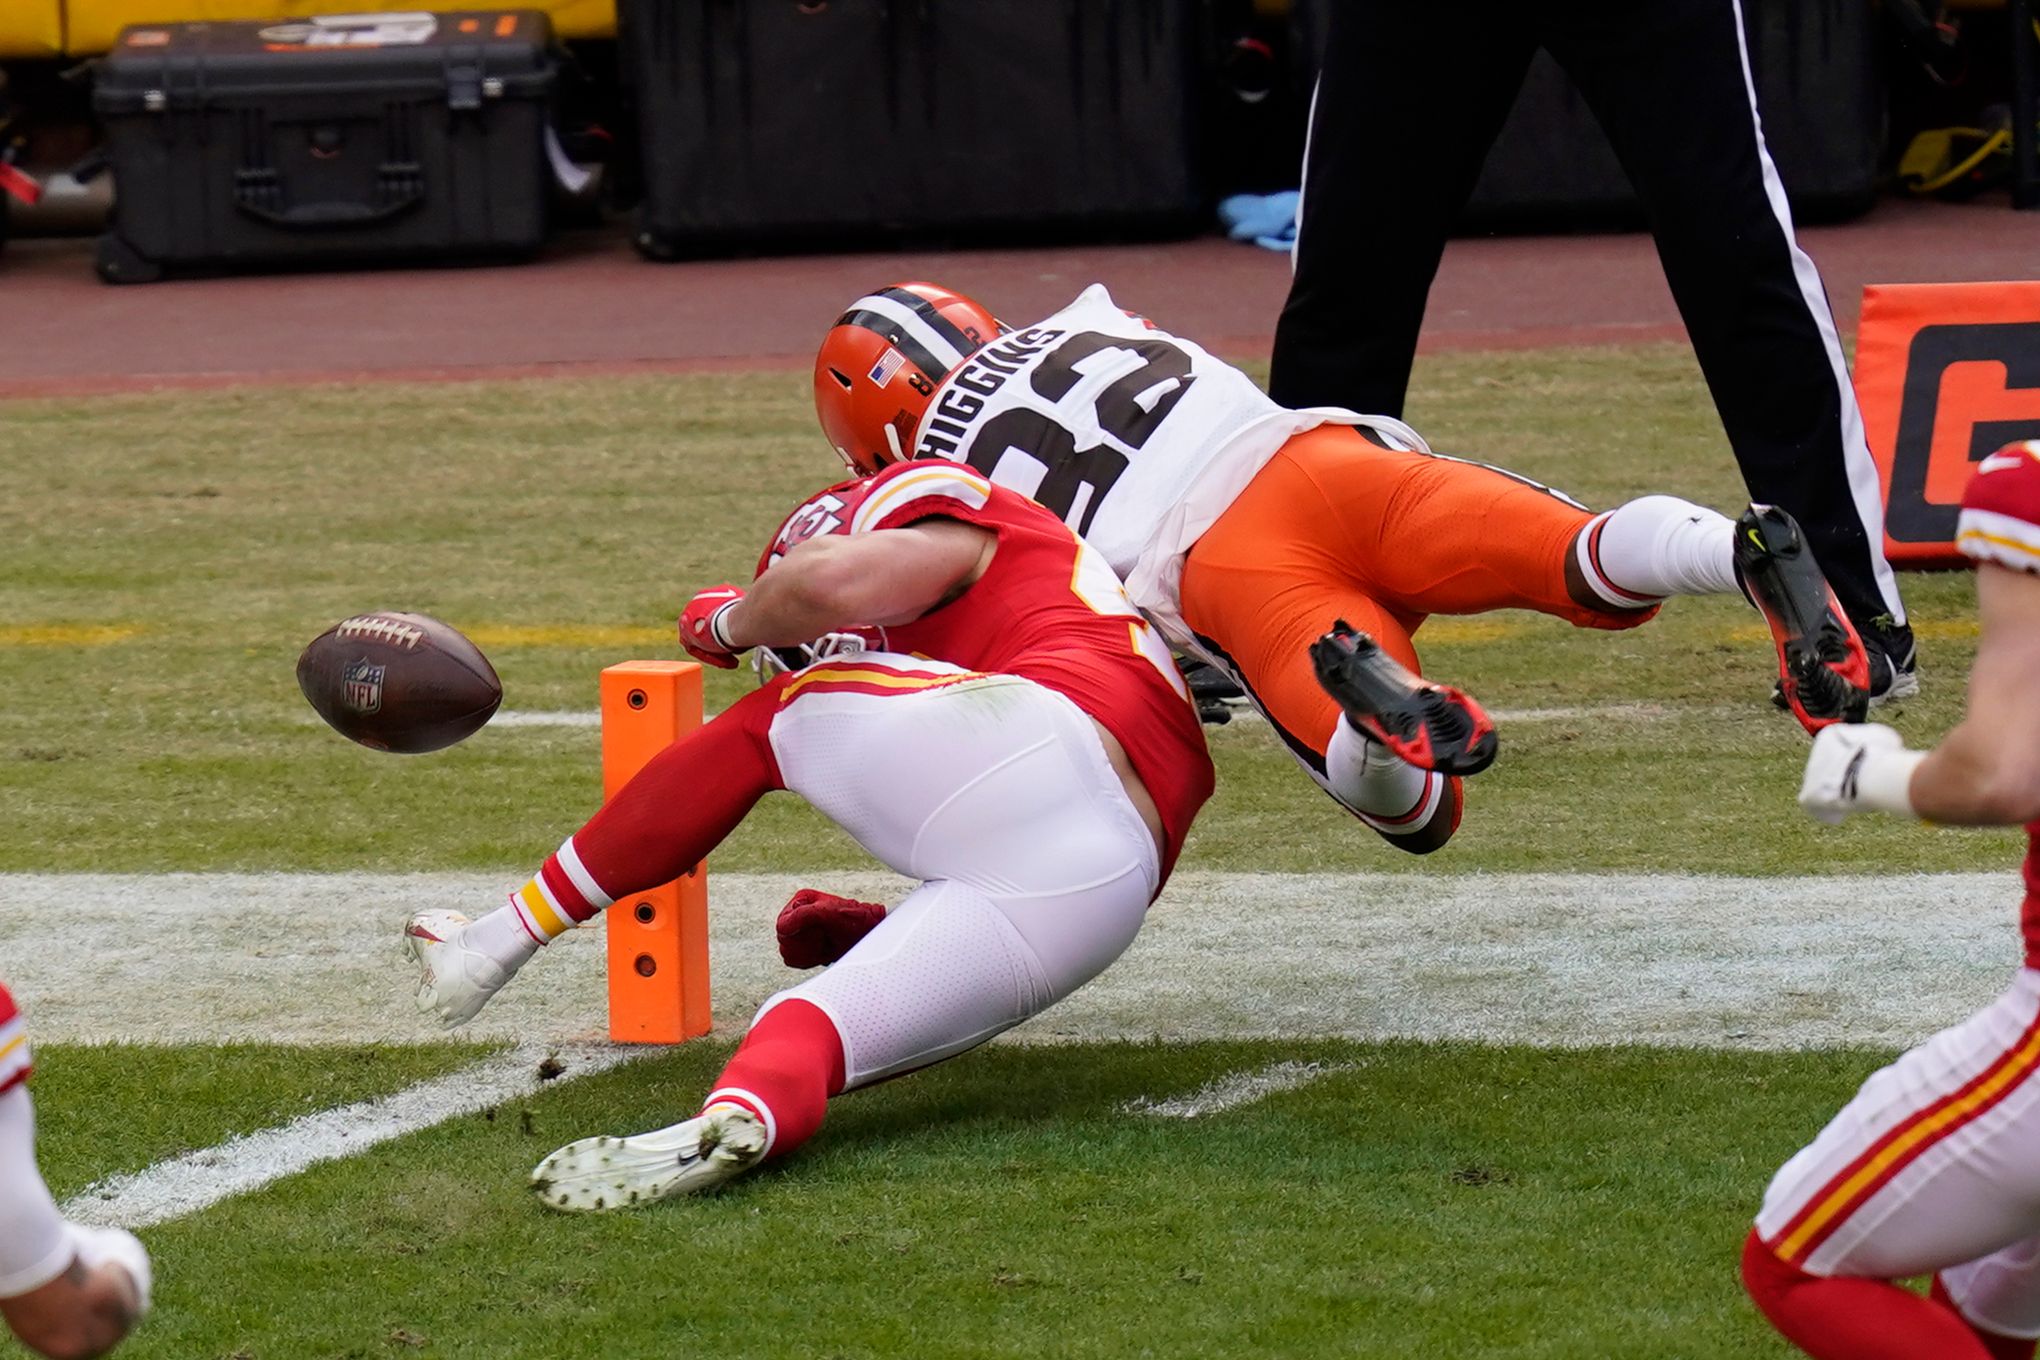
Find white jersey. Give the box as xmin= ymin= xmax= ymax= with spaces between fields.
xmin=910 ymin=283 xmax=1425 ymax=646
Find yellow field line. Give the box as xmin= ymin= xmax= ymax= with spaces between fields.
xmin=1722 ymin=617 xmax=1978 ymax=646
xmin=463 ymin=624 xmax=672 ymax=648
xmin=0 ymin=625 xmax=146 ymax=647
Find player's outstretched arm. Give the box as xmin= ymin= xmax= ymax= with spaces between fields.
xmin=1800 ymin=563 xmax=2040 ymax=827
xmin=723 ymin=520 xmax=994 ymax=647
xmin=1909 ymin=562 xmax=2040 ymax=825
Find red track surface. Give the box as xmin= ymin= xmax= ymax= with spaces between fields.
xmin=0 ymin=197 xmax=2032 ymax=398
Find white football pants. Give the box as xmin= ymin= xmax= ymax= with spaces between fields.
xmin=760 ymin=657 xmax=1160 ymax=1089
xmin=1755 ymin=967 xmax=2040 ymax=1338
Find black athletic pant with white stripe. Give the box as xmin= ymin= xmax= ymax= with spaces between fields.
xmin=1268 ymin=0 xmax=1909 ymax=651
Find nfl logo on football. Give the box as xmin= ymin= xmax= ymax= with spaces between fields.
xmin=341 ymin=659 xmax=386 ymax=713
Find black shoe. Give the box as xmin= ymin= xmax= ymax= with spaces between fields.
xmin=1176 ymin=655 xmax=1248 ymax=727
xmin=1861 ymin=618 xmax=1920 ymax=707
xmin=1309 ymin=621 xmax=1497 ymax=776
xmin=1733 ymin=505 xmax=1871 ymax=733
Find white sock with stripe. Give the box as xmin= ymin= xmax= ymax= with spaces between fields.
xmin=467 ymin=835 xmax=617 ymax=970
xmin=464 ymin=901 xmax=544 ymax=972
xmin=1577 ymin=496 xmax=1738 ymax=605
xmin=1325 ymin=717 xmax=1439 ymax=830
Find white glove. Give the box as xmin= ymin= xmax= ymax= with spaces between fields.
xmin=1798 ymin=723 xmax=1923 ymax=825
xmin=68 ymin=1223 xmax=151 ymax=1314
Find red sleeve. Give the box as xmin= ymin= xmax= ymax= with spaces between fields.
xmin=1958 ymin=441 xmax=2040 ymax=575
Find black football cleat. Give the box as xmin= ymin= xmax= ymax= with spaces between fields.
xmin=1310 ymin=622 xmax=1498 ymax=776
xmin=1734 ymin=504 xmax=1871 ymax=734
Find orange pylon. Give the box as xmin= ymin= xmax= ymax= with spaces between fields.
xmin=597 ymin=661 xmax=711 ymax=1044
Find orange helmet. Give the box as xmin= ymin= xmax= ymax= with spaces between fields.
xmin=813 ymin=282 xmax=1001 ymax=475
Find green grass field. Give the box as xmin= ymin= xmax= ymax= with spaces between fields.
xmin=0 ymin=344 xmax=2001 ymax=1357
xmin=51 ymin=1039 xmax=1877 ymax=1360
xmin=0 ymin=347 xmax=2006 ymax=875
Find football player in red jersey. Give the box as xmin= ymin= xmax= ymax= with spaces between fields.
xmin=0 ymin=984 xmax=151 ymax=1359
xmin=1742 ymin=442 xmax=2040 ymax=1360
xmin=402 ymin=460 xmax=1213 ymax=1208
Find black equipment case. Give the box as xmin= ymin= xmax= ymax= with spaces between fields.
xmin=92 ymin=11 xmax=556 ymax=282
xmin=620 ymin=0 xmax=1214 ymax=258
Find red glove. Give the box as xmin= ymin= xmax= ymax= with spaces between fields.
xmin=776 ymin=888 xmax=888 ymax=969
xmin=678 ymin=584 xmax=745 ymax=669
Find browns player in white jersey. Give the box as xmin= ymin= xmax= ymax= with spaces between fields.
xmin=812 ymin=282 xmax=1870 ymax=859
xmin=0 ymin=984 xmax=151 ymax=1359
xmin=403 ymin=460 xmax=1212 ymax=1207
xmin=1742 ymin=441 xmax=2040 ymax=1360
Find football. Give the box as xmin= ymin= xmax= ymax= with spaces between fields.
xmin=296 ymin=611 xmax=502 ymax=754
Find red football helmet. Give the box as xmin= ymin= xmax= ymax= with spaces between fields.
xmin=813 ymin=282 xmax=1001 ymax=475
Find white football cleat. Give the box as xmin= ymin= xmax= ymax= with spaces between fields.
xmin=531 ymin=1103 xmax=767 ymax=1212
xmin=402 ymin=909 xmax=508 ymax=1029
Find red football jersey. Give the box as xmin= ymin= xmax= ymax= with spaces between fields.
xmin=1959 ymin=441 xmax=2040 ymax=965
xmin=759 ymin=461 xmax=1213 ymax=877
xmin=0 ymin=983 xmax=28 ymax=1096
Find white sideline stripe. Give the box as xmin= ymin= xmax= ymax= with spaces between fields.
xmin=1124 ymin=1061 xmax=1354 ymax=1119
xmin=58 ymin=1041 xmax=638 ymax=1230
xmin=485 ymin=710 xmax=603 ymax=728
xmin=0 ymin=871 xmax=2023 ymax=1051
xmin=295 ymin=711 xmax=604 ymax=730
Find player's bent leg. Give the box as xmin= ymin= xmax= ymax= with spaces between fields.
xmin=1746 ymin=971 xmax=2040 ymax=1356
xmin=784 ymin=872 xmax=1148 ymax=1090
xmin=1742 ymin=1229 xmax=1998 ymax=1360
xmin=534 ymin=861 xmax=1152 ymax=1214
xmin=533 ymin=668 xmax=1160 ymax=1210
xmin=1250 ymin=426 xmax=1652 ymax=630
xmin=1180 ymin=522 xmax=1462 ymax=852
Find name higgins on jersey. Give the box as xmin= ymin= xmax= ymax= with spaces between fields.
xmin=914 ymin=326 xmax=1067 ymax=460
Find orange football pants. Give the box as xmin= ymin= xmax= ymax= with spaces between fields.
xmin=1178 ymin=424 xmax=1655 ymax=759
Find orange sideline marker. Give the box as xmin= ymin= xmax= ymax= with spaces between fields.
xmin=598 ymin=661 xmax=710 ymax=1044
xmin=1855 ymin=281 xmax=2040 ymax=568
